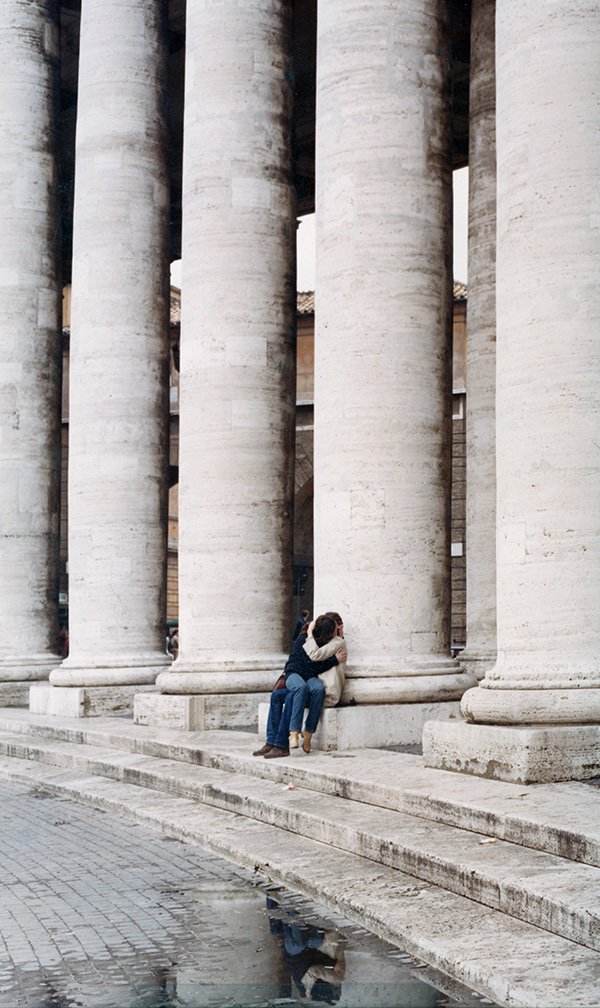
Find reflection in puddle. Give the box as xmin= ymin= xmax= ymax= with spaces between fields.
xmin=0 ymin=877 xmax=499 ymax=1008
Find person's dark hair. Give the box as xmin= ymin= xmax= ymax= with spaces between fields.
xmin=301 ymin=609 xmax=309 ymax=619
xmin=313 ymin=615 xmax=337 ymax=647
xmin=324 ymin=611 xmax=343 ymax=627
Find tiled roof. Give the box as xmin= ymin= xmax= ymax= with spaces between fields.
xmin=297 ymin=290 xmax=315 ymax=315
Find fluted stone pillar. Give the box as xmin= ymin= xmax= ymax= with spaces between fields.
xmin=311 ymin=0 xmax=476 ymax=741
xmin=35 ymin=0 xmax=171 ymax=717
xmin=135 ymin=0 xmax=296 ymax=731
xmin=0 ymin=0 xmax=62 ymax=703
xmin=459 ymin=0 xmax=497 ymax=679
xmin=424 ymin=1 xmax=600 ymax=782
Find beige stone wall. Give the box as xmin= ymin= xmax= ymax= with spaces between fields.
xmin=296 ymin=314 xmax=314 ymax=402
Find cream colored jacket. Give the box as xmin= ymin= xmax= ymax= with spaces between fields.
xmin=303 ymin=633 xmax=347 ymax=706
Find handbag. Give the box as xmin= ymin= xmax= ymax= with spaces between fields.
xmin=272 ymin=674 xmax=286 ymax=691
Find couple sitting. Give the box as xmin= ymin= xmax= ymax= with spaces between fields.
xmin=254 ymin=612 xmax=347 ymax=760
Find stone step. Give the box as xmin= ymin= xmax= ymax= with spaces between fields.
xmin=0 ymin=709 xmax=598 ymax=867
xmin=1 ymin=754 xmax=599 ymax=1008
xmin=1 ymin=730 xmax=600 ymax=955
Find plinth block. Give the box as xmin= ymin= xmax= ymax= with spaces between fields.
xmin=258 ymin=700 xmax=463 ymax=751
xmin=134 ymin=690 xmax=272 ymax=731
xmin=0 ymin=683 xmax=32 ymax=707
xmin=30 ymin=682 xmax=156 ymax=719
xmin=423 ymin=719 xmax=600 ymax=784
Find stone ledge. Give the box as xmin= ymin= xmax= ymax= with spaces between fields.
xmin=0 ymin=683 xmax=31 ymax=707
xmin=134 ymin=690 xmax=271 ymax=731
xmin=258 ymin=700 xmax=463 ymax=750
xmin=30 ymin=683 xmax=156 ymax=719
xmin=423 ymin=719 xmax=600 ymax=784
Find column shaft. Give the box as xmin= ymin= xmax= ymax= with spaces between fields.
xmin=51 ymin=0 xmax=170 ymax=687
xmin=0 ymin=0 xmax=62 ymax=684
xmin=462 ymin=1 xmax=600 ymax=725
xmin=461 ymin=0 xmax=497 ymax=678
xmin=313 ymin=0 xmax=473 ymax=704
xmin=157 ymin=0 xmax=296 ymax=696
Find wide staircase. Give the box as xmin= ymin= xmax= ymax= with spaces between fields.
xmin=0 ymin=708 xmax=599 ymax=1008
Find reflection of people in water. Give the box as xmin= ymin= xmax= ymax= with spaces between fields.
xmin=266 ymin=897 xmax=345 ymax=1004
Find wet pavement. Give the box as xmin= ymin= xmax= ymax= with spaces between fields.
xmin=0 ymin=778 xmax=498 ymax=1008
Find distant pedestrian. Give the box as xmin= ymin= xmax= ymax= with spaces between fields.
xmin=292 ymin=609 xmax=310 ymax=644
xmin=58 ymin=625 xmax=69 ymax=659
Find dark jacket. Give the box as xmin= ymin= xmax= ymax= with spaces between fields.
xmin=284 ymin=633 xmax=338 ymax=684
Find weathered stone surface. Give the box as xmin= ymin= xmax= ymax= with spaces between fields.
xmin=258 ymin=701 xmax=463 ymax=750
xmin=0 ymin=752 xmax=600 ymax=1005
xmin=0 ymin=684 xmax=31 ymax=708
xmin=2 ymin=712 xmax=599 ymax=868
xmin=423 ymin=719 xmax=600 ymax=784
xmin=169 ymin=0 xmax=296 ymax=694
xmin=313 ymin=0 xmax=456 ymax=700
xmin=0 ymin=0 xmax=62 ymax=682
xmin=460 ymin=0 xmax=497 ymax=679
xmin=466 ymin=3 xmax=600 ymax=697
xmin=2 ymin=732 xmax=600 ymax=952
xmin=30 ymin=683 xmax=156 ymax=718
xmin=135 ymin=691 xmax=271 ymax=730
xmin=55 ymin=0 xmax=170 ymax=691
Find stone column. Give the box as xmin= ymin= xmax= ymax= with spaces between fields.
xmin=459 ymin=0 xmax=497 ymax=679
xmin=0 ymin=0 xmax=62 ymax=704
xmin=38 ymin=0 xmax=171 ymax=717
xmin=312 ymin=0 xmax=476 ymax=740
xmin=424 ymin=1 xmax=600 ymax=782
xmin=136 ymin=0 xmax=297 ymax=731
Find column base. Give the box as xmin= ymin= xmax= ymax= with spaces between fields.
xmin=134 ymin=690 xmax=272 ymax=731
xmin=457 ymin=650 xmax=496 ymax=681
xmin=155 ymin=659 xmax=286 ymax=695
xmin=0 ymin=657 xmax=61 ymax=683
xmin=259 ymin=700 xmax=464 ymax=750
xmin=343 ymin=670 xmax=477 ymax=704
xmin=50 ymin=659 xmax=168 ymax=688
xmin=422 ymin=719 xmax=600 ymax=784
xmin=30 ymin=682 xmax=157 ymax=718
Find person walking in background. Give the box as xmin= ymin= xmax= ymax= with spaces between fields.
xmin=292 ymin=609 xmax=310 ymax=644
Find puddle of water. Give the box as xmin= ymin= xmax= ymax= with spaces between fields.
xmin=0 ymin=873 xmax=499 ymax=1008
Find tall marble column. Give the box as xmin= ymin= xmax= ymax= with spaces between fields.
xmin=459 ymin=0 xmax=497 ymax=679
xmin=313 ymin=0 xmax=476 ymax=720
xmin=0 ymin=0 xmax=62 ymax=702
xmin=137 ymin=0 xmax=297 ymax=730
xmin=424 ymin=1 xmax=600 ymax=782
xmin=40 ymin=0 xmax=171 ymax=715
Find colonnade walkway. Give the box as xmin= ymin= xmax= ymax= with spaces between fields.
xmin=0 ymin=709 xmax=599 ymax=1006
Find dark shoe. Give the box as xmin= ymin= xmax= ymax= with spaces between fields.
xmin=264 ymin=747 xmax=290 ymax=759
xmin=252 ymin=743 xmax=274 ymax=756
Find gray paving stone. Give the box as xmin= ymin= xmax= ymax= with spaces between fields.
xmin=0 ymin=777 xmax=490 ymax=1008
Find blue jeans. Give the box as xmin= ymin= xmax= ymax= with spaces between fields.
xmin=274 ymin=673 xmax=325 ymax=749
xmin=266 ymin=688 xmax=288 ymax=745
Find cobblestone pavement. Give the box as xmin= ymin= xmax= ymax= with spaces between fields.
xmin=0 ymin=779 xmax=496 ymax=1008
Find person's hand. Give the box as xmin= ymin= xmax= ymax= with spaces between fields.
xmin=307 ymin=619 xmax=316 ymax=633
xmin=336 ymin=647 xmax=347 ymax=663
